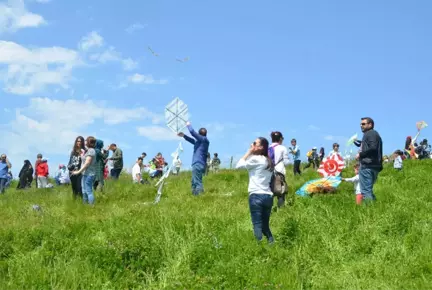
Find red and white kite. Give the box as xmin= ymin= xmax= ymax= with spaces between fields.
xmin=317 ymin=153 xmax=345 ymax=177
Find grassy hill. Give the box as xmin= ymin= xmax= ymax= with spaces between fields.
xmin=0 ymin=160 xmax=431 ymax=289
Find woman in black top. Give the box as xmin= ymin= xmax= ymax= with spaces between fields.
xmin=68 ymin=136 xmax=85 ymax=199
xmin=17 ymin=160 xmax=33 ymax=189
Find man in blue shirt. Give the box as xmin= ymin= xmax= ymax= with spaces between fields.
xmin=289 ymin=139 xmax=301 ymax=175
xmin=0 ymin=154 xmax=12 ymax=194
xmin=178 ymin=122 xmax=210 ymax=195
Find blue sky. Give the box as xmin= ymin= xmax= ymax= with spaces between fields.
xmin=0 ymin=0 xmax=431 ymax=176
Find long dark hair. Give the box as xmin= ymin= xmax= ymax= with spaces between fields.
xmin=405 ymin=136 xmax=412 ymax=150
xmin=320 ymin=147 xmax=325 ymax=155
xmin=72 ymin=136 xmax=85 ymax=155
xmin=257 ymin=137 xmax=273 ymax=170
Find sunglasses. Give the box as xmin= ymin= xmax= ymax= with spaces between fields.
xmin=334 ymin=145 xmax=339 ymax=148
xmin=360 ymin=123 xmax=367 ymax=126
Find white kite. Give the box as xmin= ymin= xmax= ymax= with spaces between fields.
xmin=153 ymin=97 xmax=190 ymax=204
xmin=346 ymin=133 xmax=358 ymax=147
xmin=154 ymin=142 xmax=184 ymax=204
xmin=165 ymin=97 xmax=189 ymax=134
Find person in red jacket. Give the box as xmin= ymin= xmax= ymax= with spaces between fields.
xmin=34 ymin=153 xmax=42 ymax=188
xmin=36 ymin=158 xmax=49 ymax=188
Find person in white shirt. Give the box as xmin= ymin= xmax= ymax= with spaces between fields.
xmin=328 ymin=143 xmax=341 ymax=157
xmin=174 ymin=156 xmax=182 ymax=174
xmin=342 ymin=163 xmax=361 ymax=205
xmin=236 ymin=137 xmax=274 ymax=244
xmin=132 ymin=157 xmax=143 ymax=183
xmin=55 ymin=164 xmax=70 ymax=186
xmin=269 ymin=131 xmax=290 ymax=209
xmin=393 ymin=150 xmax=403 ymax=171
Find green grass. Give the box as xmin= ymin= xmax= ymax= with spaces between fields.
xmin=0 ymin=160 xmax=431 ymax=289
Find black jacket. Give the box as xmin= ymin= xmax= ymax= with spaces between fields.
xmin=359 ymin=129 xmax=383 ymax=171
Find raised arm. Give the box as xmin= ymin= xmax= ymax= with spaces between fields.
xmin=187 ymin=124 xmax=205 ymax=142
xmin=178 ymin=132 xmax=195 ymax=144
xmin=183 ymin=134 xmax=196 ymax=144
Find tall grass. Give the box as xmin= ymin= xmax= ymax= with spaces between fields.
xmin=0 ymin=160 xmax=431 ymax=289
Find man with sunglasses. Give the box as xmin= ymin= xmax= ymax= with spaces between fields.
xmin=0 ymin=154 xmax=12 ymax=194
xmin=356 ymin=117 xmax=383 ymax=203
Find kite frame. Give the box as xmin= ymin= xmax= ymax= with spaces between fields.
xmin=165 ymin=97 xmax=189 ymax=134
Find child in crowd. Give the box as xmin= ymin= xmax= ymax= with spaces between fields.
xmin=342 ymin=163 xmax=361 ymax=205
xmin=393 ymin=150 xmax=403 ymax=171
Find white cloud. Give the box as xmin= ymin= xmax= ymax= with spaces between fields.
xmin=0 ymin=0 xmax=46 ymax=34
xmin=308 ymin=125 xmax=320 ymax=131
xmin=89 ymin=46 xmax=120 ymax=63
xmin=0 ymin=40 xmax=81 ymax=95
xmin=128 ymin=73 xmax=168 ymax=85
xmin=205 ymin=122 xmax=243 ymax=137
xmin=79 ymin=31 xmax=104 ymax=51
xmin=137 ymin=126 xmax=180 ymax=141
xmin=125 ymin=22 xmax=146 ymax=34
xmin=0 ymin=97 xmax=164 ymax=167
xmin=88 ymin=45 xmax=139 ymax=72
xmin=324 ymin=135 xmax=348 ymax=143
xmin=122 ymin=58 xmax=138 ymax=71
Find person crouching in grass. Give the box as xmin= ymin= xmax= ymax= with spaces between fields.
xmin=236 ymin=137 xmax=274 ymax=244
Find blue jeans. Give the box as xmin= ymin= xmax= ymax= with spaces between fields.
xmin=0 ymin=178 xmax=6 ymax=194
xmin=191 ymin=163 xmax=205 ymax=195
xmin=249 ymin=194 xmax=274 ymax=243
xmin=82 ymin=175 xmax=95 ymax=204
xmin=359 ymin=167 xmax=379 ymax=201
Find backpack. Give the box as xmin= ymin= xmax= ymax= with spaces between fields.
xmin=268 ymin=144 xmax=279 ymax=164
xmin=268 ymin=144 xmax=286 ymax=197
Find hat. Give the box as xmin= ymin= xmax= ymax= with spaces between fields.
xmin=312 ymin=147 xmax=317 ymax=150
xmin=59 ymin=164 xmax=65 ymax=169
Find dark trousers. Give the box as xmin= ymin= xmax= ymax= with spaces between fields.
xmin=18 ymin=175 xmax=33 ymax=189
xmin=191 ymin=163 xmax=205 ymax=195
xmin=70 ymin=174 xmax=82 ymax=199
xmin=249 ymin=194 xmax=274 ymax=242
xmin=0 ymin=178 xmax=6 ymax=194
xmin=293 ymin=160 xmax=301 ymax=175
xmin=110 ymin=168 xmax=122 ymax=179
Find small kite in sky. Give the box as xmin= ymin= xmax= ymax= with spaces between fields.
xmin=176 ymin=57 xmax=189 ymax=63
xmin=416 ymin=121 xmax=428 ymax=131
xmin=148 ymin=46 xmax=159 ymax=57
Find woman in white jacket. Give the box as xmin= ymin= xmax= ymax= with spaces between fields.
xmin=236 ymin=137 xmax=274 ymax=243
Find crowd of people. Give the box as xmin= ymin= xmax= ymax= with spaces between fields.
xmin=236 ymin=117 xmax=385 ymax=244
xmin=0 ymin=117 xmax=429 ymax=244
